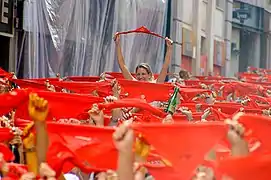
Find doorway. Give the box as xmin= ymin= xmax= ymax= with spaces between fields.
xmin=0 ymin=35 xmax=10 ymax=71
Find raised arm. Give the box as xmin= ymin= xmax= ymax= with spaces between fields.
xmin=156 ymin=37 xmax=173 ymax=83
xmin=114 ymin=33 xmax=135 ymax=80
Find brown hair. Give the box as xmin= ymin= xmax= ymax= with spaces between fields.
xmin=135 ymin=63 xmax=154 ymax=81
xmin=135 ymin=63 xmax=152 ymax=74
xmin=179 ymin=69 xmax=190 ymax=80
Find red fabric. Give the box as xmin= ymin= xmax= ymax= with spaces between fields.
xmin=0 ymin=143 xmax=14 ymax=162
xmin=217 ymin=152 xmax=271 ymax=180
xmin=132 ymin=122 xmax=227 ymax=180
xmin=0 ymin=89 xmax=29 ymax=116
xmin=47 ymin=142 xmax=107 ymax=177
xmin=0 ymin=68 xmax=10 ymax=77
xmin=117 ymin=26 xmax=165 ymax=39
xmin=11 ymin=79 xmax=48 ymax=90
xmin=1 ymin=163 xmax=28 ymax=180
xmin=238 ymin=114 xmax=271 ymax=151
xmin=98 ymin=98 xmax=166 ymax=117
xmin=0 ymin=128 xmax=14 ymax=142
xmin=117 ymin=79 xmax=173 ymax=102
xmin=15 ymin=91 xmax=104 ymax=120
xmin=49 ymin=81 xmax=112 ymax=96
xmin=67 ymin=76 xmax=101 ymax=82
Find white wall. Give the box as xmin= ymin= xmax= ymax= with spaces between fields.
xmin=181 ymin=0 xmax=225 ymax=39
xmin=265 ymin=0 xmax=271 ymax=12
xmin=214 ymin=8 xmax=224 ymax=38
xmin=182 ymin=0 xmax=193 ymax=26
xmin=201 ymin=0 xmax=207 ymax=32
xmin=236 ymin=0 xmax=264 ymax=7
xmin=229 ymin=28 xmax=240 ymax=77
xmin=252 ymin=33 xmax=261 ymax=67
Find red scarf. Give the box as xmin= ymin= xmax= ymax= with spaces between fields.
xmin=49 ymin=81 xmax=112 ymax=96
xmin=0 ymin=89 xmax=29 ymax=116
xmin=15 ymin=90 xmax=104 ymax=120
xmin=217 ymin=152 xmax=271 ymax=180
xmin=117 ymin=79 xmax=173 ymax=102
xmin=0 ymin=143 xmax=14 ymax=161
xmin=116 ymin=26 xmax=165 ymax=39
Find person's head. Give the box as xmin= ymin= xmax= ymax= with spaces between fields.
xmin=179 ymin=69 xmax=190 ymax=80
xmin=135 ymin=63 xmax=153 ymax=81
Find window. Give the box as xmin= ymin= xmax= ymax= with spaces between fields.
xmin=216 ymin=0 xmax=224 ymax=9
xmin=201 ymin=37 xmax=206 ymax=55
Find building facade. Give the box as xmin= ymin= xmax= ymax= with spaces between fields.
xmin=7 ymin=0 xmax=271 ymax=77
xmin=171 ymin=0 xmax=271 ymax=77
xmin=0 ymin=0 xmax=16 ymax=72
xmin=0 ymin=0 xmax=23 ymax=75
xmin=228 ymin=0 xmax=265 ymax=76
xmin=170 ymin=0 xmax=227 ymax=76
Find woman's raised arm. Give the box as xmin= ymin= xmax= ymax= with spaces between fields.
xmin=156 ymin=37 xmax=173 ymax=83
xmin=114 ymin=33 xmax=135 ymax=80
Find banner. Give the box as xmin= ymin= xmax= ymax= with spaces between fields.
xmin=214 ymin=40 xmax=225 ymax=67
xmin=0 ymin=0 xmax=14 ymax=36
xmin=182 ymin=28 xmax=193 ymax=57
xmin=232 ymin=1 xmax=264 ymax=31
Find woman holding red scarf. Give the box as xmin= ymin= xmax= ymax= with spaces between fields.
xmin=114 ymin=33 xmax=173 ymax=83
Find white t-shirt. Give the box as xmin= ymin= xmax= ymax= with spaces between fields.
xmin=64 ymin=174 xmax=80 ymax=180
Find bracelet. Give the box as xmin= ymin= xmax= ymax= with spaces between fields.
xmin=24 ymin=147 xmax=36 ymax=152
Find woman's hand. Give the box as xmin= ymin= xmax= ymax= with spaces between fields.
xmin=162 ymin=114 xmax=174 ymax=124
xmin=225 ymin=113 xmax=249 ymax=156
xmin=113 ymin=124 xmax=134 ymax=153
xmin=39 ymin=163 xmax=56 ymax=180
xmin=165 ymin=37 xmax=173 ymax=48
xmin=111 ymin=79 xmax=121 ymax=98
xmin=114 ymin=33 xmax=121 ymax=45
xmin=28 ymin=93 xmax=49 ymax=122
xmin=88 ymin=104 xmax=104 ymax=126
xmin=20 ymin=172 xmax=36 ymax=180
xmin=226 ymin=119 xmax=245 ymax=146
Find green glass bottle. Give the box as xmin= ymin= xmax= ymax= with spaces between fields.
xmin=165 ymin=87 xmax=179 ymax=115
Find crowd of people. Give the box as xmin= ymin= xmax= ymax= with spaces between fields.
xmin=0 ymin=34 xmax=271 ymax=180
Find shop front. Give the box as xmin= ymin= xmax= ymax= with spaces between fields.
xmin=0 ymin=0 xmax=14 ymax=71
xmin=213 ymin=40 xmax=226 ymax=75
xmin=181 ymin=28 xmax=193 ymax=72
xmin=232 ymin=0 xmax=264 ymax=72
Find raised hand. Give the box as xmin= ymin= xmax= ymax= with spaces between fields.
xmin=111 ymin=79 xmax=121 ymax=98
xmin=114 ymin=33 xmax=121 ymax=45
xmin=162 ymin=114 xmax=174 ymax=124
xmin=104 ymin=95 xmax=118 ymax=104
xmin=20 ymin=172 xmax=36 ymax=180
xmin=165 ymin=37 xmax=173 ymax=48
xmin=28 ymin=93 xmax=49 ymax=122
xmin=113 ymin=124 xmax=134 ymax=153
xmin=88 ymin=104 xmax=104 ymax=126
xmin=39 ymin=163 xmax=56 ymax=180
